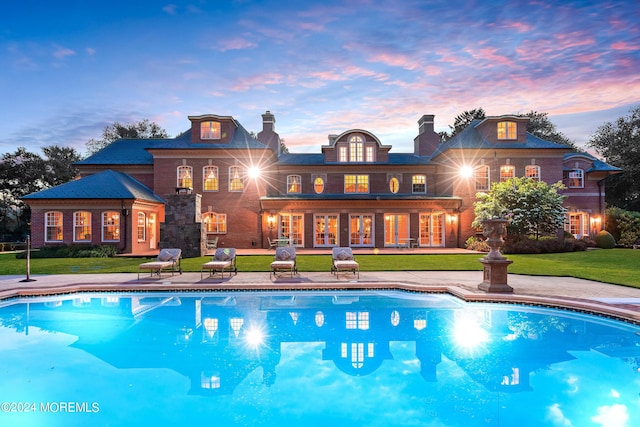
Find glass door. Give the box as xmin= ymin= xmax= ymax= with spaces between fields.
xmin=384 ymin=214 xmax=409 ymax=247
xmin=279 ymin=213 xmax=304 ymax=246
xmin=419 ymin=213 xmax=445 ymax=247
xmin=349 ymin=215 xmax=373 ymax=247
xmin=314 ymin=215 xmax=338 ymax=247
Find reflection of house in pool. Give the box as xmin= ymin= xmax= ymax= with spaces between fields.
xmin=7 ymin=294 xmax=640 ymax=397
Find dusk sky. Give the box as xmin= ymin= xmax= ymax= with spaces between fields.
xmin=1 ymin=0 xmax=639 ymax=156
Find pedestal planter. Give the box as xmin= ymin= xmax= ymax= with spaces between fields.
xmin=478 ymin=218 xmax=513 ymax=293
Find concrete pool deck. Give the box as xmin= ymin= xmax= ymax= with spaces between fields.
xmin=1 ymin=270 xmax=640 ymax=324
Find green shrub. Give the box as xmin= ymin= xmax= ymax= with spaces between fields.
xmin=594 ymin=230 xmax=616 ymax=249
xmin=16 ymin=244 xmax=118 ymax=259
xmin=465 ymin=236 xmax=489 ymax=252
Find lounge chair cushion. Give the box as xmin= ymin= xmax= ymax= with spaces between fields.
xmin=214 ymin=248 xmax=233 ymax=261
xmin=334 ymin=248 xmax=353 ymax=260
xmin=334 ymin=260 xmax=359 ymax=269
xmin=158 ymin=251 xmax=174 ymax=262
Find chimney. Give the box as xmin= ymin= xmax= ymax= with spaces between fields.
xmin=414 ymin=114 xmax=440 ymax=156
xmin=257 ymin=110 xmax=281 ymax=156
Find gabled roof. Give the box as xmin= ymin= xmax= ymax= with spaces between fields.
xmin=23 ymin=170 xmax=164 ymax=203
xmin=430 ymin=119 xmax=570 ymax=157
xmin=76 ymin=121 xmax=268 ymax=166
xmin=563 ymin=152 xmax=622 ymax=173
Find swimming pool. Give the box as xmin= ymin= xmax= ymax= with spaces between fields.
xmin=1 ymin=290 xmax=639 ymax=426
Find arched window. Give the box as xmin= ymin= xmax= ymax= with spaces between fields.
xmin=203 ymin=166 xmax=219 ymax=191
xmin=349 ymin=135 xmax=363 ymax=162
xmin=229 ymin=166 xmax=244 ymax=192
xmin=475 ymin=165 xmax=490 ymax=191
xmin=102 ymin=211 xmax=120 ymax=242
xmin=177 ymin=165 xmax=193 ymax=188
xmin=45 ymin=211 xmax=63 ymax=242
xmin=525 ymin=165 xmax=540 ymax=181
xmin=500 ymin=165 xmax=515 ymax=182
xmin=73 ymin=211 xmax=91 ymax=242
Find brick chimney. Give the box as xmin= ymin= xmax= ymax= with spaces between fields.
xmin=413 ymin=114 xmax=440 ymax=156
xmin=257 ymin=110 xmax=281 ymax=156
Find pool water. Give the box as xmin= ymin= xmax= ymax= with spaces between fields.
xmin=1 ymin=291 xmax=639 ymax=427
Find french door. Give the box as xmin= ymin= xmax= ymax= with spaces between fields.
xmin=315 ymin=215 xmax=338 ymax=247
xmin=349 ymin=215 xmax=373 ymax=247
xmin=419 ymin=213 xmax=445 ymax=247
xmin=384 ymin=214 xmax=409 ymax=247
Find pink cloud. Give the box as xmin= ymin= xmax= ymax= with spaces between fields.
xmin=217 ymin=37 xmax=257 ymax=52
xmin=232 ymin=73 xmax=284 ymax=91
xmin=611 ymin=41 xmax=640 ymax=51
xmin=53 ymin=46 xmax=75 ymax=59
xmin=367 ymin=52 xmax=418 ymax=70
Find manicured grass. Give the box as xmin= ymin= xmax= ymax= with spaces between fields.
xmin=1 ymin=249 xmax=639 ymax=288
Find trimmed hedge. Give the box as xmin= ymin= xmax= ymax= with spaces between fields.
xmin=15 ymin=244 xmax=118 ymax=259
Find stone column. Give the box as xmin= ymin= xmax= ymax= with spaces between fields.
xmin=159 ymin=193 xmax=204 ymax=258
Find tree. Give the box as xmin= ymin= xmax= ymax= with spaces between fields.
xmin=42 ymin=145 xmax=81 ymax=186
xmin=587 ymin=105 xmax=640 ymax=211
xmin=85 ymin=119 xmax=168 ymax=155
xmin=473 ymin=177 xmax=567 ymax=239
xmin=445 ymin=108 xmax=486 ymax=141
xmin=522 ymin=111 xmax=578 ymax=150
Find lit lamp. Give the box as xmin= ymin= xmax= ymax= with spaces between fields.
xmin=448 ymin=214 xmax=458 ymax=224
xmin=267 ymin=214 xmax=276 ymax=231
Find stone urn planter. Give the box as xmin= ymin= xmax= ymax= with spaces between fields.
xmin=478 ymin=218 xmax=513 ymax=293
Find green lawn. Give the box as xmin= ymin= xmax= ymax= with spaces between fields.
xmin=2 ymin=249 xmax=639 ymax=288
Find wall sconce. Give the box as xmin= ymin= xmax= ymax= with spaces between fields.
xmin=267 ymin=214 xmax=276 ymax=231
xmin=447 ymin=214 xmax=458 ymax=224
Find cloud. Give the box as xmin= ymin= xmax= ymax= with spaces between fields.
xmin=547 ymin=403 xmax=573 ymax=427
xmin=591 ymin=404 xmax=629 ymax=427
xmin=52 ymin=46 xmax=75 ymax=59
xmin=162 ymin=4 xmax=176 ymax=15
xmin=216 ymin=37 xmax=258 ymax=52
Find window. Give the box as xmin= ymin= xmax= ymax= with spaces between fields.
xmin=500 ymin=165 xmax=515 ymax=182
xmin=346 ymin=311 xmax=370 ymax=330
xmin=497 ymin=121 xmax=517 ymax=139
xmin=314 ymin=176 xmax=325 ymax=194
xmin=201 ymin=121 xmax=221 ymax=140
xmin=203 ymin=166 xmax=219 ymax=191
xmin=349 ymin=135 xmax=363 ymax=162
xmin=229 ymin=166 xmax=244 ymax=192
xmin=567 ymin=169 xmax=584 ymax=188
xmin=366 ymin=146 xmax=375 ymax=162
xmin=177 ymin=165 xmax=193 ymax=188
xmin=567 ymin=213 xmax=588 ymax=238
xmin=73 ymin=211 xmax=91 ymax=242
xmin=339 ymin=146 xmax=347 ymax=162
xmin=102 ymin=211 xmax=120 ymax=242
xmin=45 ymin=211 xmax=63 ymax=242
xmin=137 ymin=212 xmax=146 ymax=241
xmin=389 ymin=177 xmax=399 ymax=193
xmin=287 ymin=175 xmax=301 ymax=193
xmin=475 ymin=165 xmax=490 ymax=191
xmin=525 ymin=165 xmax=540 ymax=181
xmin=412 ymin=175 xmax=426 ymax=193
xmin=344 ymin=175 xmax=369 ymax=193
xmin=203 ymin=212 xmax=227 ymax=233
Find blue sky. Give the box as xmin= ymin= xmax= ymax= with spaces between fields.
xmin=1 ymin=0 xmax=639 ymax=156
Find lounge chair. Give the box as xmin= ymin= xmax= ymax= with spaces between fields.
xmin=201 ymin=248 xmax=237 ymax=279
xmin=206 ymin=236 xmax=219 ymax=251
xmin=331 ymin=247 xmax=359 ymax=279
xmin=138 ymin=248 xmax=182 ymax=279
xmin=267 ymin=237 xmax=278 ymax=250
xmin=270 ymin=246 xmax=297 ymax=279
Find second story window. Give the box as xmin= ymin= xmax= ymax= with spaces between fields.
xmin=366 ymin=146 xmax=375 ymax=162
xmin=287 ymin=175 xmax=301 ymax=193
xmin=412 ymin=175 xmax=426 ymax=193
xmin=389 ymin=177 xmax=399 ymax=193
xmin=497 ymin=121 xmax=517 ymax=140
xmin=339 ymin=146 xmax=347 ymax=162
xmin=500 ymin=165 xmax=515 ymax=182
xmin=203 ymin=166 xmax=219 ymax=191
xmin=177 ymin=165 xmax=193 ymax=189
xmin=345 ymin=175 xmax=369 ymax=193
xmin=314 ymin=176 xmax=325 ymax=194
xmin=229 ymin=166 xmax=244 ymax=192
xmin=349 ymin=135 xmax=363 ymax=162
xmin=475 ymin=165 xmax=490 ymax=191
xmin=567 ymin=169 xmax=584 ymax=188
xmin=525 ymin=165 xmax=540 ymax=181
xmin=201 ymin=121 xmax=221 ymax=140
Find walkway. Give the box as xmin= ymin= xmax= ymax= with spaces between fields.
xmin=2 ymin=270 xmax=640 ymax=324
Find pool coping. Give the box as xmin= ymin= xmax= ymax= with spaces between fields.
xmin=3 ymin=278 xmax=640 ymax=325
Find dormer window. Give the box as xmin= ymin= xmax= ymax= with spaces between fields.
xmin=201 ymin=121 xmax=221 ymax=140
xmin=497 ymin=121 xmax=517 ymax=140
xmin=349 ymin=135 xmax=364 ymax=162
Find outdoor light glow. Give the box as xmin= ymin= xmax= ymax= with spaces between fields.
xmin=459 ymin=165 xmax=474 ymax=178
xmin=245 ymin=325 xmax=266 ymax=348
xmin=453 ymin=315 xmax=489 ymax=349
xmin=248 ymin=166 xmax=261 ymax=179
